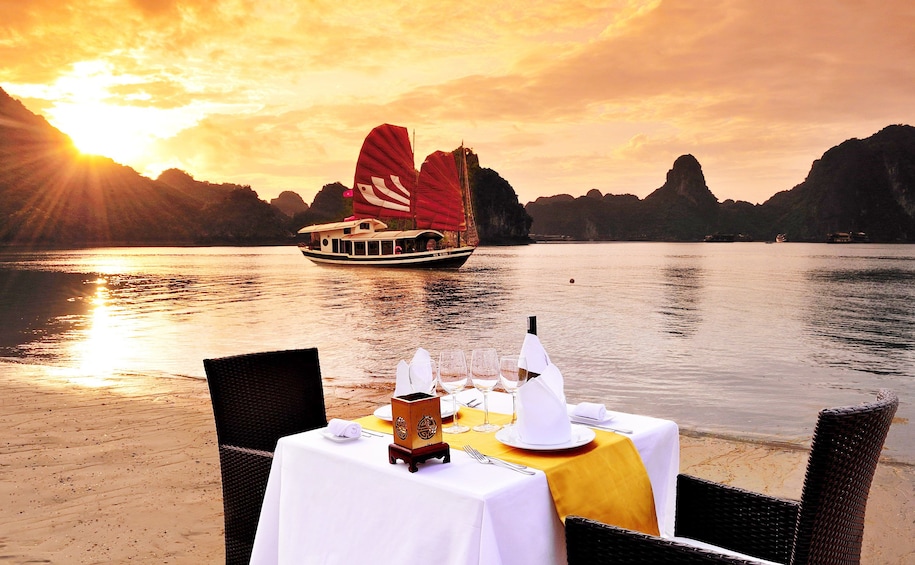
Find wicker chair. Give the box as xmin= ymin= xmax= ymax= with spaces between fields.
xmin=204 ymin=348 xmax=328 ymax=565
xmin=566 ymin=389 xmax=898 ymax=565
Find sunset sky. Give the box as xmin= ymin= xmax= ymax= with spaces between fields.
xmin=2 ymin=1 xmax=913 ymax=205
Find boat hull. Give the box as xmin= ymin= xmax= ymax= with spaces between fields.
xmin=299 ymin=245 xmax=474 ymax=269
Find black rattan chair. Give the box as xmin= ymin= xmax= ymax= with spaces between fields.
xmin=566 ymin=389 xmax=898 ymax=565
xmin=204 ymin=348 xmax=328 ymax=565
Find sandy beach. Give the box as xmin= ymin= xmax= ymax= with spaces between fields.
xmin=1 ymin=363 xmax=912 ymax=564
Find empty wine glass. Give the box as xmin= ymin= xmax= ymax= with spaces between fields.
xmin=499 ymin=355 xmax=527 ymax=428
xmin=470 ymin=348 xmax=501 ymax=433
xmin=438 ymin=349 xmax=469 ymax=434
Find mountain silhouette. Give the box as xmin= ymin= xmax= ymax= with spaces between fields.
xmin=527 ymin=125 xmax=915 ymax=242
xmin=0 ymin=87 xmax=291 ymax=246
xmin=4 ymin=86 xmax=913 ymax=245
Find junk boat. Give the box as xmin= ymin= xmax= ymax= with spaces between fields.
xmin=298 ymin=218 xmax=474 ymax=268
xmin=297 ymin=124 xmax=477 ymax=269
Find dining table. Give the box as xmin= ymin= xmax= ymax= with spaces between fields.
xmin=249 ymin=390 xmax=680 ymax=565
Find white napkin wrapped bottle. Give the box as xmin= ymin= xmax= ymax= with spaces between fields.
xmin=516 ymin=363 xmax=572 ymax=445
xmin=519 ymin=333 xmax=550 ymax=377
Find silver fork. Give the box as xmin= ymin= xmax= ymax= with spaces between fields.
xmin=463 ymin=445 xmax=535 ymax=475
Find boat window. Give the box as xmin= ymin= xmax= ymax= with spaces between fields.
xmin=343 ymin=228 xmax=351 ymax=235
xmin=368 ymin=241 xmax=380 ymax=255
xmin=360 ymin=222 xmax=370 ymax=230
xmin=332 ymin=239 xmax=339 ymax=253
xmin=344 ymin=241 xmax=353 ymax=255
xmin=381 ymin=241 xmax=394 ymax=255
xmin=354 ymin=241 xmax=366 ymax=255
xmin=322 ymin=238 xmax=329 ymax=247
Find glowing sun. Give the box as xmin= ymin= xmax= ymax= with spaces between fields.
xmin=52 ymin=101 xmax=159 ymax=163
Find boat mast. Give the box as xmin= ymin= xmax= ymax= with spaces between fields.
xmin=410 ymin=128 xmax=417 ymax=230
xmin=460 ymin=143 xmax=480 ymax=247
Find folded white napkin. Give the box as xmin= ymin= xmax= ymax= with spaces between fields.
xmin=516 ymin=363 xmax=572 ymax=445
xmin=327 ymin=418 xmax=362 ymax=438
xmin=394 ymin=348 xmax=435 ymax=397
xmin=408 ymin=348 xmax=435 ymax=395
xmin=519 ymin=333 xmax=550 ymax=375
xmin=572 ymin=402 xmax=607 ymax=421
xmin=394 ymin=360 xmax=412 ymax=397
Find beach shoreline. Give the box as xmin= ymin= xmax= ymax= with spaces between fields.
xmin=2 ymin=363 xmax=912 ymax=564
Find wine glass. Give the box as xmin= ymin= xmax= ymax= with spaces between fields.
xmin=499 ymin=355 xmax=527 ymax=428
xmin=438 ymin=349 xmax=469 ymax=434
xmin=470 ymin=348 xmax=501 ymax=433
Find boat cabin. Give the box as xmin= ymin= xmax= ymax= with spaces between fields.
xmin=297 ymin=219 xmax=445 ymax=258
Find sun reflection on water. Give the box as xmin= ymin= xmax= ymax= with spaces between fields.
xmin=67 ymin=277 xmax=132 ymax=387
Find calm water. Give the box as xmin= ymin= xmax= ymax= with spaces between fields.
xmin=1 ymin=243 xmax=913 ymax=463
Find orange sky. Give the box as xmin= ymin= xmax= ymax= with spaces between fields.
xmin=2 ymin=0 xmax=913 ymax=205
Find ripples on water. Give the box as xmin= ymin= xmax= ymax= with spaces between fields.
xmin=0 ymin=244 xmax=912 ymax=462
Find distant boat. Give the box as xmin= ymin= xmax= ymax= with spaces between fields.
xmin=704 ymin=233 xmax=735 ymax=242
xmin=298 ymin=219 xmax=474 ymax=268
xmin=826 ymin=231 xmax=868 ymax=244
xmin=297 ymin=124 xmax=477 ymax=269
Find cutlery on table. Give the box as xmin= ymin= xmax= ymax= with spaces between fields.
xmin=463 ymin=445 xmax=535 ymax=475
xmin=571 ymin=415 xmax=634 ymax=434
xmin=360 ymin=429 xmax=384 ymax=437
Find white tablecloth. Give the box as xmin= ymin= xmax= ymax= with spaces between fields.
xmin=250 ymin=391 xmax=679 ymax=565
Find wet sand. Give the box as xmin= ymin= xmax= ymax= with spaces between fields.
xmin=1 ymin=363 xmax=912 ymax=564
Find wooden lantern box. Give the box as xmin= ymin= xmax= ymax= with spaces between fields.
xmin=388 ymin=392 xmax=450 ymax=472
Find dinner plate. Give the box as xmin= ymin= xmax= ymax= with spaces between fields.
xmin=495 ymin=424 xmax=595 ymax=451
xmin=373 ymin=402 xmax=458 ymax=422
xmin=320 ymin=430 xmax=360 ymax=443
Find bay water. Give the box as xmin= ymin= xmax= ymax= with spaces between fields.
xmin=1 ymin=243 xmax=912 ymax=463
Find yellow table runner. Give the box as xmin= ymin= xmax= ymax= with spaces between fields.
xmin=358 ymin=407 xmax=659 ymax=536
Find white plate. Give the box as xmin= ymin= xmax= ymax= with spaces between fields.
xmin=373 ymin=402 xmax=458 ymax=422
xmin=495 ymin=424 xmax=595 ymax=451
xmin=320 ymin=430 xmax=360 ymax=443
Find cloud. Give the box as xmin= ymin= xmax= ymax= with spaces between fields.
xmin=2 ymin=0 xmax=913 ymax=205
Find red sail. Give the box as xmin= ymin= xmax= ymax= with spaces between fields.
xmin=352 ymin=124 xmax=415 ymax=220
xmin=415 ymin=150 xmax=467 ymax=231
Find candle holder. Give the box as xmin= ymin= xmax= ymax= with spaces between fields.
xmin=388 ymin=392 xmax=450 ymax=472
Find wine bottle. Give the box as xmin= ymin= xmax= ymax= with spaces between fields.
xmin=523 ymin=316 xmax=539 ymax=380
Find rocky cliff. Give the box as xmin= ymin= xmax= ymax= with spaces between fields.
xmin=527 ymin=125 xmax=915 ymax=242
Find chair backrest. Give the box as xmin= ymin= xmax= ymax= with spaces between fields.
xmin=204 ymin=347 xmax=328 ymax=565
xmin=791 ymin=389 xmax=898 ymax=565
xmin=204 ymin=347 xmax=328 ymax=452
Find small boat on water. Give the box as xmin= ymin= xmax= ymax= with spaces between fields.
xmin=704 ymin=233 xmax=735 ymax=242
xmin=826 ymin=231 xmax=868 ymax=243
xmin=298 ymin=124 xmax=477 ymax=269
